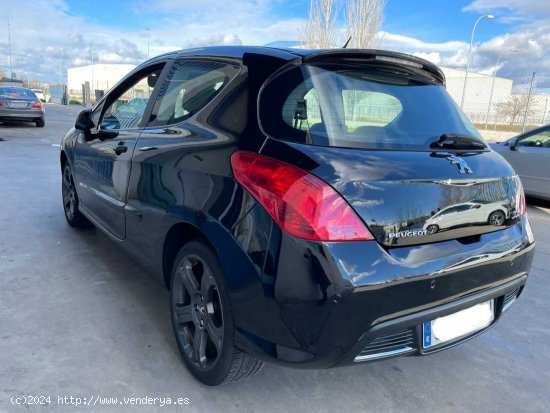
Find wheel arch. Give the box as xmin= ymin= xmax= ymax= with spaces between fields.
xmin=162 ymin=221 xmax=218 ymax=289
xmin=60 ymin=150 xmax=68 ymax=170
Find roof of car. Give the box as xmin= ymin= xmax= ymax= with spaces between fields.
xmin=147 ymin=46 xmax=445 ymax=84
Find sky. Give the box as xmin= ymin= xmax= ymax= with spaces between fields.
xmin=0 ymin=0 xmax=549 ymax=83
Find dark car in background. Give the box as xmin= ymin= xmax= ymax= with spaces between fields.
xmin=0 ymin=86 xmax=45 ymax=127
xmin=491 ymin=124 xmax=550 ymax=200
xmin=59 ymin=46 xmax=535 ymax=386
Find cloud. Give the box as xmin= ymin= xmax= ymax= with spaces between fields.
xmin=0 ymin=0 xmax=303 ymax=82
xmin=463 ymin=0 xmax=550 ymax=23
xmin=412 ymin=52 xmax=442 ymax=65
xmin=380 ymin=25 xmax=550 ymax=87
xmin=1 ymin=0 xmax=548 ymax=89
xmin=380 ymin=32 xmax=469 ymax=67
xmin=183 ymin=34 xmax=243 ymax=48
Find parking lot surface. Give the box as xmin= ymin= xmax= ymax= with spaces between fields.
xmin=1 ymin=104 xmax=549 ymax=413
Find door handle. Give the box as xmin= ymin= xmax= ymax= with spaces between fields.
xmin=114 ymin=142 xmax=128 ymax=155
xmin=139 ymin=146 xmax=158 ymax=152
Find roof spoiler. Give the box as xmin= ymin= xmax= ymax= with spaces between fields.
xmin=301 ymin=49 xmax=445 ymax=85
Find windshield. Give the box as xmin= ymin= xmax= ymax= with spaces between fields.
xmin=259 ymin=62 xmax=484 ymax=151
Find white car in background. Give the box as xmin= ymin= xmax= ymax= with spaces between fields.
xmin=424 ymin=201 xmax=510 ymax=234
xmin=32 ymin=89 xmax=46 ymax=102
xmin=491 ymin=124 xmax=550 ymax=200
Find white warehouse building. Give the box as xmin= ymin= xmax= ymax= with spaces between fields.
xmin=67 ymin=63 xmax=136 ymax=97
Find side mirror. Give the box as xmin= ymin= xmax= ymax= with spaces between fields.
xmin=508 ymin=137 xmax=519 ymax=151
xmin=75 ymin=108 xmax=94 ymax=131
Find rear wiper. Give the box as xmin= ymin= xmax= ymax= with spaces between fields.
xmin=430 ymin=133 xmax=487 ymax=150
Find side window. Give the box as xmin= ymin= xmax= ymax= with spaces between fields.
xmin=342 ymin=90 xmax=402 ymax=132
xmin=518 ymin=130 xmax=550 ymax=148
xmin=91 ymin=102 xmax=104 ymax=126
xmin=148 ymin=59 xmax=238 ymax=127
xmin=99 ymin=65 xmax=163 ymax=130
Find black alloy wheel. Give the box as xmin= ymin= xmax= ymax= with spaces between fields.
xmin=172 ymin=253 xmax=224 ymax=370
xmin=62 ymin=163 xmax=89 ymax=227
xmin=170 ymin=241 xmax=263 ymax=385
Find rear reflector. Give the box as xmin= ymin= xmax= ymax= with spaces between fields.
xmin=231 ymin=152 xmax=374 ymax=241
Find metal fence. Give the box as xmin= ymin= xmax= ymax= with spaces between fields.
xmin=446 ymin=74 xmax=550 ymax=140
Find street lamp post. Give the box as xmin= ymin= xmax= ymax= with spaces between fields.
xmin=460 ymin=14 xmax=494 ymax=109
xmin=0 ymin=17 xmax=12 ymax=79
xmin=146 ymin=28 xmax=150 ymax=59
xmin=91 ymin=43 xmax=94 ymax=101
xmin=484 ymin=49 xmax=518 ymax=129
xmin=58 ymin=49 xmax=63 ymax=85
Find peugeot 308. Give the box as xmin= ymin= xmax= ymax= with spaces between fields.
xmin=59 ymin=47 xmax=535 ymax=385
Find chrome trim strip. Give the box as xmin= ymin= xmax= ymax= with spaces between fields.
xmin=502 ymin=297 xmax=517 ymax=312
xmin=354 ymin=346 xmax=414 ymax=363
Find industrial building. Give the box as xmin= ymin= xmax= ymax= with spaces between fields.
xmin=67 ymin=63 xmax=136 ymax=101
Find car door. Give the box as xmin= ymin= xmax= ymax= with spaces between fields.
xmin=503 ymin=127 xmax=550 ymax=197
xmin=123 ymin=58 xmax=241 ymax=264
xmin=73 ymin=62 xmax=168 ymax=239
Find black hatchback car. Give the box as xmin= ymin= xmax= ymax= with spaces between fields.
xmin=60 ymin=46 xmax=535 ymax=385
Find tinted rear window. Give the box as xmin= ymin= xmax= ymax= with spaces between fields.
xmin=258 ymin=62 xmax=484 ymax=151
xmin=0 ymin=88 xmax=36 ymax=98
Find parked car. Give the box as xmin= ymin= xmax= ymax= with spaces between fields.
xmin=423 ymin=201 xmax=511 ymax=234
xmin=0 ymin=86 xmax=45 ymax=127
xmin=59 ymin=46 xmax=535 ymax=386
xmin=491 ymin=124 xmax=550 ymax=200
xmin=32 ymin=89 xmax=46 ymax=102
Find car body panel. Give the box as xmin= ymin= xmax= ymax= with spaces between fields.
xmin=260 ymin=139 xmax=522 ymax=247
xmin=73 ymin=129 xmax=141 ymax=239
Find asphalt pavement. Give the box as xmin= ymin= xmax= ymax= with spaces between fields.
xmin=1 ymin=104 xmax=549 ymax=413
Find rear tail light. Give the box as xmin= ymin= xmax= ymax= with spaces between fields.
xmin=0 ymin=100 xmax=5 ymax=107
xmin=32 ymin=100 xmax=42 ymax=108
xmin=230 ymin=152 xmax=374 ymax=241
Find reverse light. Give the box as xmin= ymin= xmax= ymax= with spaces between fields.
xmin=230 ymin=152 xmax=374 ymax=241
xmin=32 ymin=100 xmax=42 ymax=108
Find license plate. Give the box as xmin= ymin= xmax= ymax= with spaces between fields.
xmin=422 ymin=300 xmax=494 ymax=348
xmin=8 ymin=102 xmax=28 ymax=108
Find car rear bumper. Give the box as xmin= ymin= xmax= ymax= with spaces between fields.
xmin=0 ymin=108 xmax=44 ymax=121
xmin=231 ymin=213 xmax=535 ymax=368
xmin=341 ymin=274 xmax=525 ymax=365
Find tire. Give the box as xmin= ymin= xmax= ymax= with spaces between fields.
xmin=36 ymin=118 xmax=45 ymax=127
xmin=170 ymin=240 xmax=263 ymax=385
xmin=488 ymin=210 xmax=505 ymax=226
xmin=62 ymin=163 xmax=90 ymax=227
xmin=426 ymin=224 xmax=439 ymax=234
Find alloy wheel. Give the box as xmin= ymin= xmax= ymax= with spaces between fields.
xmin=490 ymin=212 xmax=505 ymax=226
xmin=62 ymin=166 xmax=77 ymax=221
xmin=171 ymin=254 xmax=224 ymax=371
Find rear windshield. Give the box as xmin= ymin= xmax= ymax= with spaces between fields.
xmin=258 ymin=62 xmax=484 ymax=151
xmin=0 ymin=88 xmax=36 ymax=98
